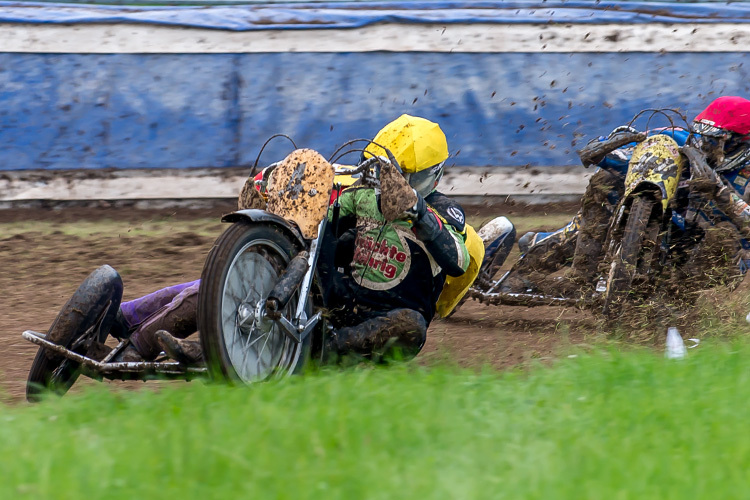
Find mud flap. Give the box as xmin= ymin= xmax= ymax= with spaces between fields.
xmin=266 ymin=149 xmax=334 ymax=239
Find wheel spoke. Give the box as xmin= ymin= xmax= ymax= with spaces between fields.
xmin=245 ymin=328 xmax=268 ymax=350
xmin=241 ymin=287 xmax=262 ymax=310
xmin=256 ymin=328 xmax=273 ymax=374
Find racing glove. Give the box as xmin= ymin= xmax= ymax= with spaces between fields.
xmin=404 ymin=190 xmax=441 ymax=241
xmin=685 ymin=147 xmax=724 ymax=198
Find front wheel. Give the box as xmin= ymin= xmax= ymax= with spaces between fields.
xmin=26 ymin=265 xmax=123 ymax=402
xmin=198 ymin=222 xmax=311 ymax=384
xmin=602 ymin=196 xmax=661 ymax=317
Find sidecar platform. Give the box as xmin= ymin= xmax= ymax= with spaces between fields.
xmin=467 ymin=289 xmax=579 ymax=308
xmin=23 ymin=330 xmax=206 ymax=381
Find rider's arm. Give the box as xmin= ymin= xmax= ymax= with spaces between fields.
xmin=683 ymin=145 xmax=750 ymax=230
xmin=328 ymin=188 xmax=362 ymax=234
xmin=714 ymin=188 xmax=750 ymax=227
xmin=327 ymin=189 xmax=361 ymax=267
xmin=422 ymin=222 xmax=470 ymax=277
xmin=417 ymin=193 xmax=470 ymax=277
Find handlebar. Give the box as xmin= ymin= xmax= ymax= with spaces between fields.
xmin=334 ymin=157 xmax=381 ymax=177
xmin=578 ymin=130 xmax=647 ymax=167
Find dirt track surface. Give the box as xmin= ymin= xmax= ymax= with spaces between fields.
xmin=0 ymin=203 xmax=583 ymax=403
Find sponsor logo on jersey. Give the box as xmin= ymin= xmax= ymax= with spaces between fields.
xmin=351 ymin=227 xmax=413 ymax=290
xmin=352 ymin=234 xmax=408 ymax=280
xmin=446 ymin=206 xmax=465 ymax=225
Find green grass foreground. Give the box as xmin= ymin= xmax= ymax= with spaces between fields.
xmin=4 ymin=343 xmax=750 ymax=499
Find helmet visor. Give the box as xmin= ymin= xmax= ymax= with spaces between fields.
xmin=405 ymin=161 xmax=445 ymax=197
xmin=693 ymin=121 xmax=730 ymax=140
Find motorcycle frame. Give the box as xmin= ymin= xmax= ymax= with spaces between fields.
xmin=225 ymin=159 xmax=380 ymax=344
xmin=22 ymin=330 xmax=207 ymax=380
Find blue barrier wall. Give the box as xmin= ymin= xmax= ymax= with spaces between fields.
xmin=2 ymin=1 xmax=750 ymax=171
xmin=3 ymin=51 xmax=750 ymax=170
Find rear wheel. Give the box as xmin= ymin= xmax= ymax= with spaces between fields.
xmin=198 ymin=222 xmax=310 ymax=384
xmin=603 ymin=196 xmax=660 ymax=317
xmin=26 ymin=265 xmax=123 ymax=402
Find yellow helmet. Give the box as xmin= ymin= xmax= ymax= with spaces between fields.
xmin=364 ymin=114 xmax=449 ymax=196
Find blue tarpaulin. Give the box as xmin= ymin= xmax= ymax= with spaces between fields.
xmin=1 ymin=1 xmax=750 ymax=31
xmin=1 ymin=51 xmax=747 ymax=171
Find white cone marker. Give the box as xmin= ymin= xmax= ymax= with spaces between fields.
xmin=666 ymin=327 xmax=687 ymax=360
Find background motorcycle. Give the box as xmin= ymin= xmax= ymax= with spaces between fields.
xmin=467 ymin=127 xmax=646 ymax=309
xmin=601 ymin=137 xmax=750 ymax=317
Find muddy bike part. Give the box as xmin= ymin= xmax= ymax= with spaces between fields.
xmin=602 ymin=196 xmax=660 ymax=317
xmin=26 ymin=265 xmax=123 ymax=402
xmin=578 ymin=130 xmax=647 ymax=167
xmin=198 ymin=222 xmax=313 ymax=384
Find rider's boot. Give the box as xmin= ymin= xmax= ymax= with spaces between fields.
xmin=109 ymin=308 xmax=132 ymax=340
xmin=477 ymin=216 xmax=516 ymax=279
xmin=124 ymin=282 xmax=200 ymax=362
xmin=324 ymin=308 xmax=427 ymax=362
xmin=155 ymin=330 xmax=203 ymax=365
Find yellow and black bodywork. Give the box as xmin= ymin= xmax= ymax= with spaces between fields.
xmin=436 ymin=223 xmax=484 ymax=317
xmin=623 ymin=134 xmax=685 ymax=213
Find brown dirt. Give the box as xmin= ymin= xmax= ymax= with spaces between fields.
xmin=422 ymin=300 xmax=594 ymax=368
xmin=0 ymin=203 xmax=236 ymax=224
xmin=611 ymin=220 xmax=749 ymax=339
xmin=0 ymin=204 xmax=584 ymax=404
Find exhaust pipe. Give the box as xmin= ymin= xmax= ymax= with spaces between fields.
xmin=265 ymin=250 xmax=310 ymax=319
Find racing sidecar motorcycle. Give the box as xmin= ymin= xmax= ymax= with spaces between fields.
xmin=22 ymin=145 xmax=486 ymax=400
xmin=468 ymin=112 xmax=750 ymax=318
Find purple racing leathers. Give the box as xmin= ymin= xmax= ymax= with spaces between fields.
xmin=120 ymin=279 xmax=201 ymax=360
xmin=120 ymin=279 xmax=200 ymax=327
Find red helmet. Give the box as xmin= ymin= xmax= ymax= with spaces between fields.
xmin=693 ymin=96 xmax=750 ymax=172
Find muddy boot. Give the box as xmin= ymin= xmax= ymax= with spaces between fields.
xmin=129 ymin=282 xmax=200 ymax=361
xmin=109 ymin=308 xmax=132 ymax=340
xmin=477 ymin=216 xmax=517 ymax=279
xmin=325 ymin=308 xmax=427 ymax=362
xmin=155 ymin=330 xmax=203 ymax=365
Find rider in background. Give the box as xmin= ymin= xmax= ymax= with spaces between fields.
xmin=510 ymin=96 xmax=750 ymax=294
xmin=686 ymin=96 xmax=750 ymax=229
xmin=504 ymin=120 xmax=690 ymax=294
xmin=113 ymin=115 xmax=475 ymax=363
